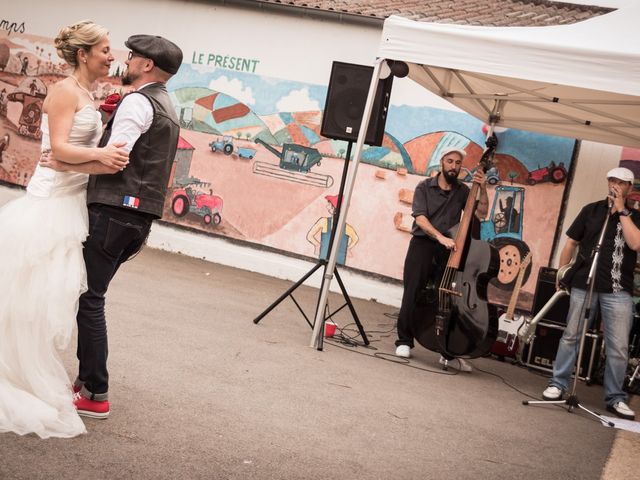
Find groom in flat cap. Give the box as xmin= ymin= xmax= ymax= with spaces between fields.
xmin=73 ymin=34 xmax=183 ymax=418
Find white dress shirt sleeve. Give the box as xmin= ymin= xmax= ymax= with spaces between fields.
xmin=108 ymin=92 xmax=154 ymax=153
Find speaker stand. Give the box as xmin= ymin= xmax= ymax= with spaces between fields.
xmin=253 ymin=141 xmax=369 ymax=347
xmin=523 ymin=209 xmax=615 ymax=428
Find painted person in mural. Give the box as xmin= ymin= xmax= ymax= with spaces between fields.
xmin=306 ymin=194 xmax=359 ymax=265
xmin=0 ymin=20 xmax=129 ymax=439
xmin=542 ymin=167 xmax=640 ymax=421
xmin=0 ymin=133 xmax=9 ymax=163
xmin=394 ymin=147 xmax=489 ymax=372
xmin=42 ymin=34 xmax=183 ymax=420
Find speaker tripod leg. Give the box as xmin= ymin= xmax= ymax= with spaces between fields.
xmin=253 ymin=262 xmax=324 ymax=325
xmin=333 ymin=267 xmax=369 ymax=345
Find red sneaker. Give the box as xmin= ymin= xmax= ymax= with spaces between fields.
xmin=74 ymin=393 xmax=110 ymax=419
xmin=72 ymin=384 xmax=81 ymax=394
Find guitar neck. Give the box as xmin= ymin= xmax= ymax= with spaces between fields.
xmin=505 ymin=283 xmax=519 ymax=319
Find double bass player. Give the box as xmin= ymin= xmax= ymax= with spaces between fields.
xmin=394 ymin=147 xmax=489 ymax=371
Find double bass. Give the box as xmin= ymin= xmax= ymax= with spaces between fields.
xmin=414 ymin=137 xmax=501 ymax=358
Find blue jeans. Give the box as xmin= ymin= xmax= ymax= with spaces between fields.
xmin=549 ymin=288 xmax=633 ymax=406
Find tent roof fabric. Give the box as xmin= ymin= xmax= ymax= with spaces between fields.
xmin=247 ymin=0 xmax=611 ymax=26
xmin=377 ymin=9 xmax=640 ymax=147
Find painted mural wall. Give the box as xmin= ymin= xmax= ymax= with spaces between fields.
xmin=1 ymin=0 xmax=582 ymax=311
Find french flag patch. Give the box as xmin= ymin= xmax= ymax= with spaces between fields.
xmin=122 ymin=195 xmax=140 ymax=209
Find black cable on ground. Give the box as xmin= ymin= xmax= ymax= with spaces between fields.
xmin=322 ymin=313 xmax=571 ymax=395
xmin=322 ymin=309 xmax=621 ymax=424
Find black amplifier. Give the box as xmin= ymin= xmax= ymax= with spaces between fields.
xmin=531 ymin=267 xmax=570 ymax=326
xmin=521 ymin=321 xmax=602 ymax=382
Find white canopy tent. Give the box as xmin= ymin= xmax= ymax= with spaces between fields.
xmin=379 ymin=11 xmax=640 ymax=147
xmin=310 ymin=7 xmax=640 ymax=348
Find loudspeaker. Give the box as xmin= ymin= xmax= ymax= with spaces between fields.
xmin=521 ymin=321 xmax=602 ymax=381
xmin=532 ymin=267 xmax=570 ymax=326
xmin=320 ymin=61 xmax=393 ymax=147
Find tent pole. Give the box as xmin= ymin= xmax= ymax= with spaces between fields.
xmin=309 ymin=58 xmax=386 ymax=349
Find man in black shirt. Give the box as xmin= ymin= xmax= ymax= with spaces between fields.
xmin=394 ymin=147 xmax=489 ymax=371
xmin=542 ymin=167 xmax=640 ymax=420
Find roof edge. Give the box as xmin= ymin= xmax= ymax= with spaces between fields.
xmin=215 ymin=0 xmax=616 ymax=26
xmin=216 ymin=0 xmax=384 ymax=26
xmin=520 ymin=0 xmax=614 ymax=14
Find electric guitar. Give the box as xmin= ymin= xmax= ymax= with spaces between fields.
xmin=491 ymin=252 xmax=532 ymax=357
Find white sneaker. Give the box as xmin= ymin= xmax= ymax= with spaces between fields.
xmin=439 ymin=355 xmax=472 ymax=372
xmin=607 ymin=401 xmax=636 ymax=420
xmin=395 ymin=345 xmax=411 ymax=358
xmin=542 ymin=386 xmax=562 ymax=401
xmin=457 ymin=358 xmax=473 ymax=373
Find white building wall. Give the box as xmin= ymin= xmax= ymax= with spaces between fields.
xmin=553 ymin=142 xmax=622 ymax=266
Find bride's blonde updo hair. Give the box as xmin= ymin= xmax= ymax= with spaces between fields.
xmin=54 ymin=20 xmax=108 ymax=67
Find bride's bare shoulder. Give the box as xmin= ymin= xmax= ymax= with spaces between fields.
xmin=43 ymin=78 xmax=77 ymax=111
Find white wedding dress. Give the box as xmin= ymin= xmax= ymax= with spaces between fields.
xmin=0 ymin=105 xmax=102 ymax=438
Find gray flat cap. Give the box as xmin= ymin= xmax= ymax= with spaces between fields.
xmin=125 ymin=34 xmax=183 ymax=74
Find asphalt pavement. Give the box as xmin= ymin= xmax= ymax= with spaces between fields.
xmin=1 ymin=247 xmax=638 ymax=480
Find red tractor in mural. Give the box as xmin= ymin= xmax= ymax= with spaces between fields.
xmin=527 ymin=161 xmax=567 ymax=185
xmin=171 ymin=179 xmax=223 ymax=226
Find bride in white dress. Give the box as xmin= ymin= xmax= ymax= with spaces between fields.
xmin=0 ymin=20 xmax=128 ymax=439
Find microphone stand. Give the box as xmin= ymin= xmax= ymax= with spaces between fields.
xmin=524 ymin=198 xmax=615 ymax=427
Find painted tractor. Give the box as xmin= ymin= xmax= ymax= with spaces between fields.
xmin=480 ymin=185 xmax=531 ymax=288
xmin=7 ymin=91 xmax=44 ymax=139
xmin=210 ymin=135 xmax=256 ymax=159
xmin=254 ymin=138 xmax=322 ymax=173
xmin=527 ymin=161 xmax=567 ymax=185
xmin=462 ymin=165 xmax=500 ymax=185
xmin=171 ymin=180 xmax=223 ymax=226
xmin=209 ymin=135 xmax=235 ymax=155
xmin=6 ymin=77 xmax=47 ymax=140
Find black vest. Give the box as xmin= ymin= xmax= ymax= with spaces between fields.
xmin=88 ymin=83 xmax=180 ymax=218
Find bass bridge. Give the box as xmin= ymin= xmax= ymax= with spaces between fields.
xmin=439 ymin=286 xmax=463 ymax=298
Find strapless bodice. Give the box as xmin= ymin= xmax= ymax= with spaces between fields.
xmin=27 ymin=105 xmax=102 ymax=197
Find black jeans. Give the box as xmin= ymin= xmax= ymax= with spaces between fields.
xmin=76 ymin=204 xmax=153 ymax=399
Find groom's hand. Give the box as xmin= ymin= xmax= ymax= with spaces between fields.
xmin=40 ymin=151 xmax=70 ymax=172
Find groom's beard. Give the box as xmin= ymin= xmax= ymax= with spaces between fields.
xmin=122 ymin=68 xmax=137 ymax=86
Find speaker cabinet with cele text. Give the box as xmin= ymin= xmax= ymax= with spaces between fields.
xmin=532 ymin=267 xmax=570 ymax=326
xmin=521 ymin=321 xmax=602 ymax=381
xmin=320 ymin=61 xmax=393 ymax=147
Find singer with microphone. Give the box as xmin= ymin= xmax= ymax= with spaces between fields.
xmin=541 ymin=167 xmax=640 ymax=420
